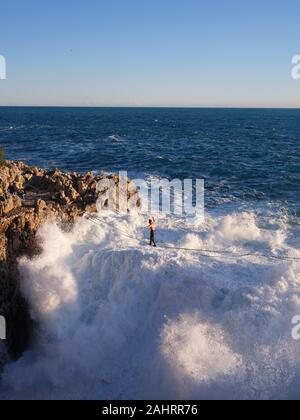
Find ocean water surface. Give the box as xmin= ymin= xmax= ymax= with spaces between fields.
xmin=1 ymin=107 xmax=300 ymax=209
xmin=1 ymin=107 xmax=300 ymax=400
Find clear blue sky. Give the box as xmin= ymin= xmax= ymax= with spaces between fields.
xmin=0 ymin=0 xmax=299 ymax=107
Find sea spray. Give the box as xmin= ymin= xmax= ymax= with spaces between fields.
xmin=1 ymin=209 xmax=300 ymax=399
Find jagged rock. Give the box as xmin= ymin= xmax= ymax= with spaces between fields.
xmin=59 ymin=191 xmax=70 ymax=205
xmin=65 ymin=186 xmax=79 ymax=201
xmin=0 ymin=195 xmax=22 ymax=216
xmin=36 ymin=199 xmax=47 ymax=211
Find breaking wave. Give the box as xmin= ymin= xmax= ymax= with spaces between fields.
xmin=1 ymin=208 xmax=300 ymax=400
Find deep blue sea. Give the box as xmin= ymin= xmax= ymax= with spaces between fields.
xmin=1 ymin=107 xmax=300 ymax=213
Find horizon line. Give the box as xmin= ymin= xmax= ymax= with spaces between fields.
xmin=0 ymin=105 xmax=300 ymax=110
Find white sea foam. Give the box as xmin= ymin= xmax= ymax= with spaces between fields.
xmin=108 ymin=134 xmax=123 ymax=143
xmin=1 ymin=209 xmax=300 ymax=400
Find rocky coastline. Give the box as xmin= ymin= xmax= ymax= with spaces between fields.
xmin=0 ymin=161 xmax=137 ymax=362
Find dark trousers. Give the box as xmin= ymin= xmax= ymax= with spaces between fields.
xmin=150 ymin=230 xmax=157 ymax=247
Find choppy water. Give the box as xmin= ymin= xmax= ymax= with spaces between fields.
xmin=1 ymin=107 xmax=300 ymax=400
xmin=1 ymin=107 xmax=300 ymax=211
